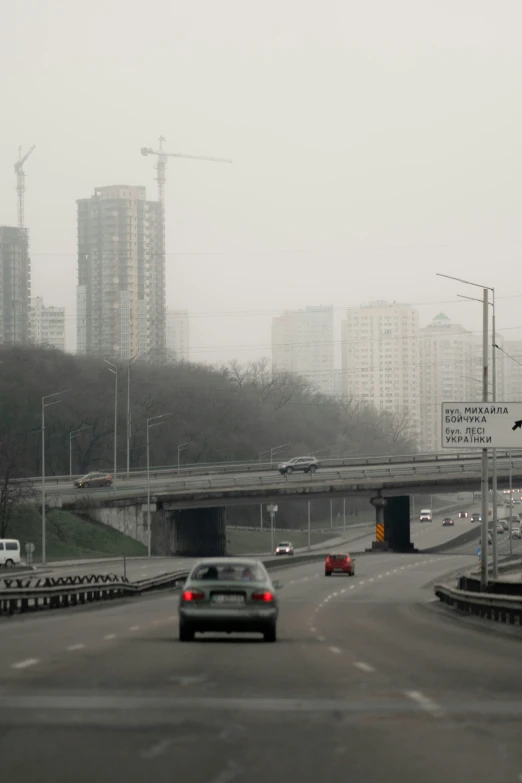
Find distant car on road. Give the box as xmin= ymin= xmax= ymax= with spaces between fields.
xmin=501 ymin=519 xmax=510 ymax=531
xmin=325 ymin=553 xmax=355 ymax=577
xmin=458 ymin=511 xmax=468 ymax=518
xmin=419 ymin=509 xmax=432 ymax=522
xmin=74 ymin=471 xmax=113 ymax=489
xmin=514 ymin=498 xmax=521 ymax=505
xmin=487 ymin=532 xmax=492 ymax=545
xmin=178 ymin=558 xmax=280 ymax=642
xmin=442 ymin=517 xmax=454 ymax=526
xmin=470 ymin=513 xmax=481 ymax=523
xmin=511 ymin=514 xmax=521 ymax=524
xmin=278 ymin=456 xmax=319 ymax=475
xmin=496 ymin=523 xmax=504 ymax=534
xmin=0 ymin=539 xmax=21 ymax=568
xmin=512 ymin=527 xmax=522 ymax=539
xmin=275 ymin=542 xmax=294 ymax=556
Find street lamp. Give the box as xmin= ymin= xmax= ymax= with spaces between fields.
xmin=126 ymin=356 xmax=137 ymax=477
xmin=41 ymin=388 xmax=71 ymax=564
xmin=69 ymin=427 xmax=85 ymax=478
xmin=105 ymin=360 xmax=118 ymax=488
xmin=146 ymin=412 xmax=173 ymax=557
xmin=177 ymin=441 xmax=190 ymax=474
xmin=437 ymin=272 xmax=494 ymax=589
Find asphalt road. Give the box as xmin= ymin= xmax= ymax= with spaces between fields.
xmin=4 ymin=533 xmax=522 ymax=781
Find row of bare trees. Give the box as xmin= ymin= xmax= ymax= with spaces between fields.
xmin=0 ymin=347 xmax=418 ymax=534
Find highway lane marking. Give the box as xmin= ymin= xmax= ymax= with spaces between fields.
xmin=10 ymin=658 xmax=38 ymax=670
xmin=405 ymin=690 xmax=445 ymax=718
xmin=65 ymin=644 xmax=85 ymax=652
xmin=354 ymin=662 xmax=375 ymax=673
xmin=377 ymin=574 xmax=383 ymax=579
xmin=368 ymin=578 xmax=374 ymax=582
xmin=329 ymin=646 xmax=342 ymax=654
xmin=140 ymin=738 xmax=173 ymax=759
xmin=129 ymin=625 xmax=140 ymax=631
xmin=310 ymin=627 xmax=316 ymax=632
xmin=349 ymin=585 xmax=355 ymax=589
xmin=104 ymin=634 xmax=117 ymax=640
xmin=317 ymin=636 xmax=325 ymax=642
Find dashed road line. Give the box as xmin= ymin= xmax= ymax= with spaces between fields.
xmin=65 ymin=644 xmax=85 ymax=652
xmin=317 ymin=635 xmax=325 ymax=642
xmin=405 ymin=690 xmax=445 ymax=718
xmin=104 ymin=634 xmax=117 ymax=640
xmin=354 ymin=662 xmax=375 ymax=673
xmin=329 ymin=646 xmax=342 ymax=654
xmin=140 ymin=738 xmax=173 ymax=759
xmin=310 ymin=627 xmax=316 ymax=633
xmin=10 ymin=658 xmax=38 ymax=670
xmin=129 ymin=625 xmax=140 ymax=631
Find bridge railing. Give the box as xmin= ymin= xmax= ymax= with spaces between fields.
xmin=434 ymin=583 xmax=522 ymax=625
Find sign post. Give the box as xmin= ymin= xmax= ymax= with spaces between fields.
xmin=266 ymin=504 xmax=278 ymax=554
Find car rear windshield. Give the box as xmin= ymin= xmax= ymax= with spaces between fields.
xmin=192 ymin=562 xmax=266 ymax=582
xmin=328 ymin=554 xmax=348 ymax=560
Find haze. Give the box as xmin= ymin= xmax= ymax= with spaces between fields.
xmin=1 ymin=0 xmax=521 ymax=361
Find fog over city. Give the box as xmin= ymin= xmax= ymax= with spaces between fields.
xmin=2 ymin=0 xmax=522 ymax=363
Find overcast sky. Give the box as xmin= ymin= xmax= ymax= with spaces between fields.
xmin=1 ymin=0 xmax=522 ymax=363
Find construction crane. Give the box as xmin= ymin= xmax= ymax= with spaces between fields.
xmin=14 ymin=145 xmax=36 ymax=229
xmin=140 ymin=136 xmax=232 ymax=206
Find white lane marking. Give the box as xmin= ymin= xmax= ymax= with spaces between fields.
xmin=104 ymin=634 xmax=116 ymax=640
xmin=368 ymin=578 xmax=375 ymax=583
xmin=340 ymin=589 xmax=346 ymax=593
xmin=310 ymin=627 xmax=316 ymax=633
xmin=385 ymin=572 xmax=390 ymax=576
xmin=129 ymin=625 xmax=140 ymax=631
xmin=329 ymin=646 xmax=342 ymax=654
xmin=354 ymin=662 xmax=375 ymax=673
xmin=349 ymin=585 xmax=355 ymax=590
xmin=377 ymin=575 xmax=383 ymax=579
xmin=65 ymin=644 xmax=85 ymax=652
xmin=10 ymin=658 xmax=38 ymax=670
xmin=317 ymin=635 xmax=325 ymax=642
xmin=359 ymin=580 xmax=365 ymax=585
xmin=405 ymin=690 xmax=445 ymax=718
xmin=392 ymin=569 xmax=398 ymax=573
xmin=140 ymin=738 xmax=173 ymax=759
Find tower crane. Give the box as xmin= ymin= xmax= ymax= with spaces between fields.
xmin=14 ymin=145 xmax=36 ymax=229
xmin=140 ymin=136 xmax=232 ymax=206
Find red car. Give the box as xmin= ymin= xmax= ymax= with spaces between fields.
xmin=325 ymin=553 xmax=355 ymax=577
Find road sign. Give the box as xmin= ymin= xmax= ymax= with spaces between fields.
xmin=442 ymin=402 xmax=522 ymax=448
xmin=25 ymin=542 xmax=35 ymax=554
xmin=266 ymin=504 xmax=278 ymax=513
xmin=476 ymin=546 xmax=481 ymax=557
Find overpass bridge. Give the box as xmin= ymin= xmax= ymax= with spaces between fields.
xmin=40 ymin=452 xmax=522 ymax=558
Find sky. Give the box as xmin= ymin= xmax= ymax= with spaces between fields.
xmin=1 ymin=0 xmax=522 ymax=364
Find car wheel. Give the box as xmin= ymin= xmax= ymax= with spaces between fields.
xmin=179 ymin=622 xmax=195 ymax=642
xmin=279 ymin=470 xmax=286 ymax=475
xmin=5 ymin=559 xmax=14 ymax=568
xmin=351 ymin=570 xmax=355 ymax=576
xmin=325 ymin=572 xmax=331 ymax=576
xmin=286 ymin=466 xmax=293 ymax=475
xmin=263 ymin=624 xmax=277 ymax=643
xmin=309 ymin=465 xmax=317 ymax=473
xmin=84 ymin=482 xmax=90 ymax=488
xmin=105 ymin=481 xmax=111 ymax=487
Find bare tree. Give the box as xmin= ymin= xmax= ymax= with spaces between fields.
xmin=0 ymin=439 xmax=34 ymax=537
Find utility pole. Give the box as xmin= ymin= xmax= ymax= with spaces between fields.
xmin=480 ymin=289 xmax=489 ymax=590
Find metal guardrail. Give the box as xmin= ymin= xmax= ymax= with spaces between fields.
xmin=434 ymin=583 xmax=522 ymax=625
xmin=21 ymin=449 xmax=522 ymax=486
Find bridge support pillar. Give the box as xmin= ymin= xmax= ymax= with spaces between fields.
xmin=153 ymin=506 xmax=227 ymax=557
xmin=369 ymin=495 xmax=414 ymax=553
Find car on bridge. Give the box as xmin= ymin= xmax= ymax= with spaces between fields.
xmin=74 ymin=471 xmax=113 ymax=489
xmin=458 ymin=511 xmax=468 ymax=518
xmin=277 ymin=456 xmax=319 ymax=475
xmin=275 ymin=542 xmax=294 ymax=556
xmin=470 ymin=512 xmax=481 ymax=523
xmin=442 ymin=517 xmax=454 ymax=526
xmin=325 ymin=553 xmax=355 ymax=577
xmin=178 ymin=558 xmax=280 ymax=642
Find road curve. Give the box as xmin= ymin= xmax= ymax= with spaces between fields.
xmin=2 ymin=543 xmax=522 ymax=781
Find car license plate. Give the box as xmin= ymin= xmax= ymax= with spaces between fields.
xmin=212 ymin=594 xmax=245 ymax=605
xmin=334 ymin=568 xmax=343 ymax=572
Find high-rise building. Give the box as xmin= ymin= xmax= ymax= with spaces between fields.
xmin=341 ymin=301 xmax=420 ymax=433
xmin=0 ymin=226 xmax=30 ymax=345
xmin=504 ymin=340 xmax=522 ymax=401
xmin=419 ymin=313 xmax=474 ymax=452
xmin=166 ymin=309 xmax=190 ymax=362
xmin=29 ymin=297 xmax=65 ymax=351
xmin=76 ymin=185 xmax=165 ymax=361
xmin=271 ymin=306 xmax=334 ymax=395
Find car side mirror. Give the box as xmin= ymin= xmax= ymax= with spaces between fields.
xmin=272 ymin=580 xmax=283 ymax=590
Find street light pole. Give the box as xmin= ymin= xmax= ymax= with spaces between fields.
xmin=177 ymin=442 xmax=190 ymax=474
xmin=105 ymin=360 xmax=118 ymax=488
xmin=69 ymin=427 xmax=85 ymax=478
xmin=146 ymin=412 xmax=173 ymax=557
xmin=491 ymin=290 xmax=498 ymax=577
xmin=126 ymin=357 xmax=137 ymax=478
xmin=41 ymin=389 xmax=71 ymax=565
xmin=509 ymin=449 xmax=513 ymax=557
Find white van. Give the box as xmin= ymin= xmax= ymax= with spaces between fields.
xmin=419 ymin=509 xmax=432 ymax=522
xmin=0 ymin=539 xmax=21 ymax=567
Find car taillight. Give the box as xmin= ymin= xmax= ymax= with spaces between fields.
xmin=182 ymin=590 xmax=205 ymax=601
xmin=252 ymin=591 xmax=274 ymax=602
xmin=326 ymin=556 xmax=331 ymax=562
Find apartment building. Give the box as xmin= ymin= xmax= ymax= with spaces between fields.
xmin=419 ymin=313 xmax=474 ymax=452
xmin=29 ymin=297 xmax=65 ymax=351
xmin=0 ymin=226 xmax=30 ymax=345
xmin=76 ymin=185 xmax=165 ymax=361
xmin=166 ymin=309 xmax=190 ymax=362
xmin=271 ymin=305 xmax=334 ymax=395
xmin=341 ymin=301 xmax=420 ymax=433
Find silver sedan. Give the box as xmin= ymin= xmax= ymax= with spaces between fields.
xmin=178 ymin=558 xmax=281 ymax=642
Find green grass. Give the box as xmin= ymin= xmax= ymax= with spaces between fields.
xmin=7 ymin=505 xmax=147 ymax=561
xmin=226 ymin=527 xmax=361 ymax=555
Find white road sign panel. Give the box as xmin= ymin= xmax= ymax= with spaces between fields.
xmin=442 ymin=402 xmax=522 ymax=448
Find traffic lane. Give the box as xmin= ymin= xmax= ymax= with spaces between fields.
xmin=0 ymin=555 xmax=518 ymax=782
